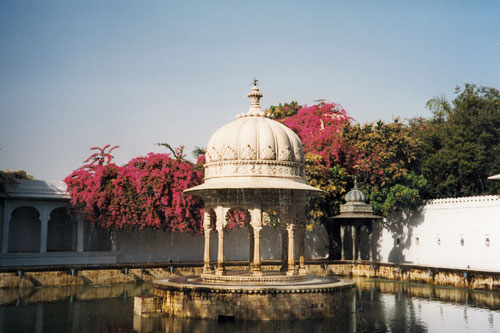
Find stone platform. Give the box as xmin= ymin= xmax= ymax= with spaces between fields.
xmin=142 ymin=273 xmax=355 ymax=320
xmin=200 ymin=270 xmax=307 ymax=283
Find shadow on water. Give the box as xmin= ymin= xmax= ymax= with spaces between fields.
xmin=1 ymin=278 xmax=500 ymax=332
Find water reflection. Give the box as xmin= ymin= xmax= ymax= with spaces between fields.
xmin=1 ymin=279 xmax=499 ymax=332
xmin=0 ymin=283 xmax=152 ymax=306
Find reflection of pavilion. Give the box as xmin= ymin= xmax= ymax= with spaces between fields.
xmin=333 ymin=180 xmax=381 ymax=261
xmin=185 ymin=81 xmax=323 ymax=277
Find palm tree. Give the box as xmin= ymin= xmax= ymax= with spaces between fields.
xmin=425 ymin=95 xmax=451 ymax=122
xmin=192 ymin=146 xmax=206 ymax=158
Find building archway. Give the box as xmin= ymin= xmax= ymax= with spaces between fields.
xmin=8 ymin=206 xmax=41 ymax=252
xmin=47 ymin=207 xmax=77 ymax=251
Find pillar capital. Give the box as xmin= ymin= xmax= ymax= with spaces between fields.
xmin=250 ymin=203 xmax=262 ymax=229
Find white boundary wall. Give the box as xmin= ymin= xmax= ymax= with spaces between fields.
xmin=375 ymin=195 xmax=500 ymax=271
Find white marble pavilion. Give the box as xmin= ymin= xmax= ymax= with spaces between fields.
xmin=185 ymin=80 xmax=323 ymax=277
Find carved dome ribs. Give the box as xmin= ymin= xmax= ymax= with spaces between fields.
xmin=345 ymin=180 xmax=367 ymax=203
xmin=185 ymin=80 xmax=323 ymax=194
xmin=206 ymin=117 xmax=304 ymax=165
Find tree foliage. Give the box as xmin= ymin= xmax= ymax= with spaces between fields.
xmin=268 ymin=101 xmax=425 ymax=220
xmin=343 ymin=120 xmax=427 ymax=215
xmin=0 ymin=169 xmax=34 ymax=193
xmin=267 ymin=101 xmax=428 ymax=258
xmin=418 ymin=84 xmax=500 ymax=197
xmin=265 ymin=101 xmax=302 ymax=120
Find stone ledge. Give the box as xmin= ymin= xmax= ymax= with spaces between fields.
xmin=153 ymin=275 xmax=353 ymax=295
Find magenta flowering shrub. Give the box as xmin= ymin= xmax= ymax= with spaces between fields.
xmin=282 ymin=102 xmax=356 ymax=168
xmin=224 ymin=208 xmax=250 ymax=231
xmin=65 ymin=146 xmax=204 ymax=232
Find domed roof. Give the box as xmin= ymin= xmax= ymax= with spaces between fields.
xmin=335 ymin=179 xmax=381 ymax=219
xmin=206 ymin=115 xmax=305 ymax=164
xmin=344 ymin=180 xmax=367 ymax=202
xmin=185 ymin=80 xmax=323 ymax=195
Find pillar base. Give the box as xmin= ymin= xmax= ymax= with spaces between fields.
xmin=215 ymin=264 xmax=226 ymax=276
xmin=286 ymin=269 xmax=296 ymax=276
xmin=298 ymin=268 xmax=307 ymax=275
xmin=251 ymin=269 xmax=263 ymax=277
xmin=250 ymin=263 xmax=262 ymax=273
xmin=203 ymin=265 xmax=214 ymax=274
xmin=215 ymin=269 xmax=226 ymax=276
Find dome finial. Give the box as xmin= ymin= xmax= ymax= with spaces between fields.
xmin=246 ymin=78 xmax=264 ymax=116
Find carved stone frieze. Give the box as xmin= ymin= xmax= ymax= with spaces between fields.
xmin=205 ymin=160 xmax=305 ymax=179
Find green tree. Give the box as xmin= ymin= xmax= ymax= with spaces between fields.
xmin=343 ymin=120 xmax=428 ymax=216
xmin=265 ymin=101 xmax=302 ymax=119
xmin=0 ymin=170 xmax=34 ymax=193
xmin=418 ymin=84 xmax=500 ymax=197
xmin=425 ymin=94 xmax=451 ymax=122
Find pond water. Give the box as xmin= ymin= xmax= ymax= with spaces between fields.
xmin=1 ymin=277 xmax=499 ymax=332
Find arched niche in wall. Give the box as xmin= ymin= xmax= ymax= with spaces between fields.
xmin=47 ymin=207 xmax=77 ymax=251
xmin=8 ymin=206 xmax=41 ymax=252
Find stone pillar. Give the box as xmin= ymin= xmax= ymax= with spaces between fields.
xmin=252 ymin=227 xmax=262 ymax=276
xmin=279 ymin=196 xmax=290 ymax=273
xmin=40 ymin=204 xmax=49 ymax=253
xmin=215 ymin=206 xmax=227 ymax=276
xmin=351 ymin=225 xmax=357 ymax=261
xmin=340 ymin=225 xmax=345 ymax=260
xmin=287 ymin=224 xmax=296 ymax=275
xmin=297 ymin=204 xmax=307 ymax=275
xmin=216 ymin=229 xmax=225 ymax=275
xmin=203 ymin=209 xmax=212 ymax=273
xmin=368 ymin=228 xmax=373 ymax=262
xmin=250 ymin=204 xmax=263 ymax=275
xmin=248 ymin=225 xmax=254 ymax=265
xmin=2 ymin=201 xmax=11 ymax=254
xmin=280 ymin=224 xmax=288 ymax=272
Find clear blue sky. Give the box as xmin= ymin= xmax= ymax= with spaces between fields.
xmin=1 ymin=1 xmax=499 ymax=180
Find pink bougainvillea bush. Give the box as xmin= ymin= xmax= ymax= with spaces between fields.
xmin=282 ymin=102 xmax=357 ymax=168
xmin=64 ymin=145 xmax=204 ymax=232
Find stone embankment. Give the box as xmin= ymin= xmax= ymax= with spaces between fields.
xmin=1 ymin=260 xmax=500 ymax=291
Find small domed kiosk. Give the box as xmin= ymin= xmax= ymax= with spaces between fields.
xmin=150 ymin=81 xmax=355 ymax=320
xmin=334 ymin=179 xmax=382 ymax=261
